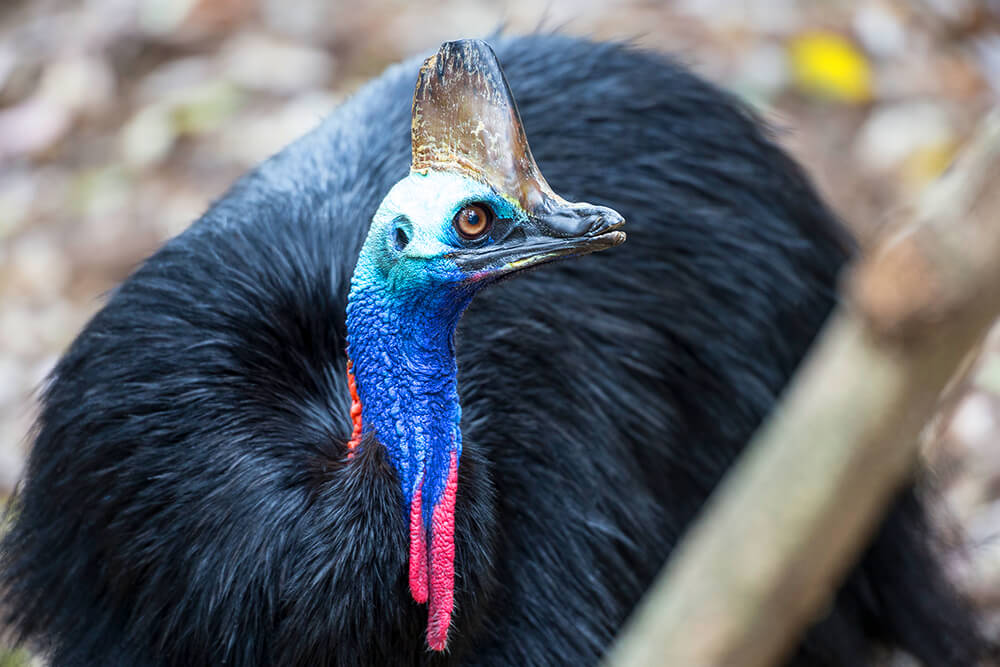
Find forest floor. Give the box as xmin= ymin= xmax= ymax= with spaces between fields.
xmin=2 ymin=0 xmax=999 ymax=662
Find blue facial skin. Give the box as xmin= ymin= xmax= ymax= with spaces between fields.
xmin=345 ymin=170 xmax=524 ymax=527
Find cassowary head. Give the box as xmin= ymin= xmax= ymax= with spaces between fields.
xmin=345 ymin=40 xmax=624 ymax=650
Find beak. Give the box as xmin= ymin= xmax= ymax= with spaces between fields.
xmin=450 ymin=200 xmax=625 ymax=279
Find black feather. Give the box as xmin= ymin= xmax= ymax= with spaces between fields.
xmin=1 ymin=35 xmax=987 ymax=666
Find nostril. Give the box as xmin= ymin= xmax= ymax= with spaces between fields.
xmin=585 ymin=206 xmax=624 ymax=235
xmin=586 ymin=214 xmax=608 ymax=234
xmin=536 ymin=203 xmax=625 ymax=238
xmin=541 ymin=208 xmax=594 ymax=237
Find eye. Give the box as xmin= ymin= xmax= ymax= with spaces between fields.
xmin=453 ymin=203 xmax=494 ymax=240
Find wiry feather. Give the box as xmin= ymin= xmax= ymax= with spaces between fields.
xmin=0 ymin=35 xmax=988 ymax=666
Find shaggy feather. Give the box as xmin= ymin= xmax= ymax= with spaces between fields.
xmin=1 ymin=35 xmax=988 ymax=666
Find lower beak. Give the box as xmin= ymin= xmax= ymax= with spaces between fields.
xmin=449 ymin=201 xmax=625 ymax=279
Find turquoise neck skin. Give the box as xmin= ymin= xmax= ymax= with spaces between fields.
xmin=344 ymin=265 xmax=469 ymax=515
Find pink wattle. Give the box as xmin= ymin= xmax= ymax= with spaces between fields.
xmin=426 ymin=450 xmax=459 ymax=651
xmin=408 ymin=478 xmax=428 ymax=604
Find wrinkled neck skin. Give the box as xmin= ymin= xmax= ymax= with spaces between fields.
xmin=345 ymin=275 xmax=470 ymax=504
xmin=344 ymin=206 xmax=475 ymax=650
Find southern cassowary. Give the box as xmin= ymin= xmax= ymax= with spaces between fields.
xmin=1 ymin=36 xmax=989 ymax=666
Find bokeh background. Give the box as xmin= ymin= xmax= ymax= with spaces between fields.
xmin=2 ymin=0 xmax=1000 ymax=660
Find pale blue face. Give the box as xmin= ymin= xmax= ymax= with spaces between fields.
xmin=358 ymin=170 xmax=526 ymax=294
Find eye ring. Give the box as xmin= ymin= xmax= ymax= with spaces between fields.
xmin=453 ymin=203 xmax=494 ymax=240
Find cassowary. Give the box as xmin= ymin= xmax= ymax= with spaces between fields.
xmin=1 ymin=36 xmax=989 ymax=666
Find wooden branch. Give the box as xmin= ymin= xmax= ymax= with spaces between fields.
xmin=603 ymin=112 xmax=1000 ymax=667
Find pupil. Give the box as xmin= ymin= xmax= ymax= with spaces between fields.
xmin=466 ymin=210 xmax=480 ymax=226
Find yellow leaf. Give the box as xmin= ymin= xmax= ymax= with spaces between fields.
xmin=901 ymin=141 xmax=958 ymax=194
xmin=789 ymin=32 xmax=873 ymax=103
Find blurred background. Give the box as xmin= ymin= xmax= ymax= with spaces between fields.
xmin=1 ymin=0 xmax=1000 ymax=658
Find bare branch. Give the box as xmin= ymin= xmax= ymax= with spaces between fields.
xmin=603 ymin=113 xmax=1000 ymax=667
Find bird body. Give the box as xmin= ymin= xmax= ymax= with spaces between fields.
xmin=1 ymin=35 xmax=987 ymax=666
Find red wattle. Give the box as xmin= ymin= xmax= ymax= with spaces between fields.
xmin=345 ymin=361 xmax=363 ymax=454
xmin=426 ymin=450 xmax=459 ymax=651
xmin=408 ymin=480 xmax=428 ymax=604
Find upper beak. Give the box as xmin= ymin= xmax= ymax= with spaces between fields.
xmin=449 ymin=200 xmax=625 ymax=279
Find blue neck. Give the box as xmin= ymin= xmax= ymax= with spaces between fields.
xmin=344 ymin=169 xmax=502 ymax=645
xmin=344 ymin=280 xmax=471 ymax=517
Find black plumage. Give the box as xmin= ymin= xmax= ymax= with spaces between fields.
xmin=1 ymin=35 xmax=987 ymax=665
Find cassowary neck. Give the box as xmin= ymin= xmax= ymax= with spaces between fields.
xmin=344 ymin=283 xmax=465 ymax=477
xmin=344 ymin=276 xmax=473 ymax=650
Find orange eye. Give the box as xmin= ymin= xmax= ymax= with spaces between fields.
xmin=453 ymin=203 xmax=493 ymax=240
